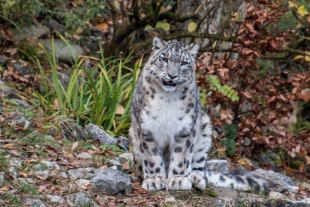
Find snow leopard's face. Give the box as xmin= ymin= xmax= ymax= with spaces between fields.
xmin=149 ymin=37 xmax=199 ymax=92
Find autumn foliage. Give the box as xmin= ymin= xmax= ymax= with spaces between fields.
xmin=196 ymin=1 xmax=310 ymax=177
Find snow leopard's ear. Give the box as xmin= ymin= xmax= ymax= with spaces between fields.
xmin=152 ymin=37 xmax=167 ymax=51
xmin=187 ymin=43 xmax=200 ymax=59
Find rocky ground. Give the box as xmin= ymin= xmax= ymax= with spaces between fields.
xmin=1 ymin=82 xmax=310 ymax=207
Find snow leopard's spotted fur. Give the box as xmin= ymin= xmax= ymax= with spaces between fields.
xmin=129 ymin=37 xmax=269 ymax=192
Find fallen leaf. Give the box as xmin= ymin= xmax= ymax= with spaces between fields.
xmin=305 ymin=156 xmax=310 ymax=165
xmin=19 ymin=172 xmax=28 ymax=178
xmin=122 ymin=161 xmax=130 ymax=170
xmin=0 ymin=185 xmax=9 ymax=191
xmin=9 ymin=150 xmax=21 ymax=156
xmin=72 ymin=141 xmax=79 ymax=151
xmin=299 ymin=89 xmax=310 ymax=101
xmin=38 ymin=185 xmax=47 ymax=193
xmin=4 ymin=143 xmax=14 ymax=149
xmin=76 ymin=152 xmax=92 ymax=159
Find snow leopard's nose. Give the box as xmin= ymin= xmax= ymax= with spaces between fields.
xmin=168 ymin=74 xmax=177 ymax=79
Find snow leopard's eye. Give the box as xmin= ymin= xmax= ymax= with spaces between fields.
xmin=161 ymin=57 xmax=168 ymax=62
xmin=181 ymin=61 xmax=189 ymax=66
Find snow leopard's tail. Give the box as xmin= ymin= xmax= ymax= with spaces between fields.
xmin=206 ymin=160 xmax=269 ymax=194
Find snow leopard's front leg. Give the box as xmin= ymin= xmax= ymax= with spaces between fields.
xmin=190 ymin=112 xmax=212 ymax=190
xmin=167 ymin=130 xmax=195 ymax=190
xmin=139 ymin=130 xmax=166 ymax=191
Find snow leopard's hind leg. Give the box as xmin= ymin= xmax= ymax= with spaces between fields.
xmin=190 ymin=112 xmax=212 ymax=190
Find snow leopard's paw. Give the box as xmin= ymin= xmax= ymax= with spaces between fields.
xmin=190 ymin=172 xmax=206 ymax=190
xmin=167 ymin=176 xmax=192 ymax=190
xmin=142 ymin=176 xmax=166 ymax=191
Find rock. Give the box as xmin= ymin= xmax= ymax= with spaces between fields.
xmin=11 ymin=61 xmax=35 ymax=75
xmin=39 ymin=39 xmax=84 ymax=64
xmin=269 ymin=191 xmax=284 ymax=200
xmin=41 ymin=160 xmax=60 ymax=170
xmin=0 ymin=172 xmax=5 ymax=187
xmin=90 ymin=168 xmax=132 ymax=196
xmin=57 ymin=116 xmax=87 ymax=141
xmin=60 ymin=172 xmax=68 ymax=179
xmin=68 ymin=168 xmax=94 ymax=180
xmin=259 ymin=149 xmax=282 ymax=170
xmin=165 ymin=195 xmax=176 ymax=203
xmin=13 ymin=23 xmax=50 ymax=41
xmin=109 ymin=159 xmax=122 ymax=167
xmin=8 ymin=167 xmax=19 ymax=179
xmin=47 ymin=195 xmax=64 ymax=204
xmin=243 ymin=137 xmax=252 ymax=146
xmin=45 ymin=19 xmax=67 ymax=35
xmin=66 ymin=192 xmax=94 ymax=207
xmin=25 ymin=198 xmax=45 ymax=207
xmin=206 ymin=159 xmax=229 ymax=174
xmin=76 ymin=179 xmax=91 ymax=190
xmin=85 ymin=123 xmax=117 ymax=145
xmin=0 ymin=55 xmax=8 ymax=66
xmin=0 ymin=81 xmax=19 ymax=99
xmin=251 ymin=169 xmax=298 ymax=193
xmin=119 ymin=152 xmax=134 ymax=163
xmin=116 ymin=136 xmax=130 ymax=151
xmin=35 ymin=170 xmax=50 ymax=180
xmin=8 ymin=112 xmax=31 ymax=129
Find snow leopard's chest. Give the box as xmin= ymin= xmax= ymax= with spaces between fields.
xmin=140 ymin=91 xmax=195 ymax=149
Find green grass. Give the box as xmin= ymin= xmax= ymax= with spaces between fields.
xmin=25 ymin=37 xmax=141 ymax=136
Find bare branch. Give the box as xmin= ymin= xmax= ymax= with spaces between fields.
xmin=106 ymin=0 xmax=119 ymax=29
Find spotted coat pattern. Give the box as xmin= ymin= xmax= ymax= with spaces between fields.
xmin=129 ymin=37 xmax=212 ymax=191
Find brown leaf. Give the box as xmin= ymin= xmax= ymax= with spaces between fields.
xmin=38 ymin=185 xmax=47 ymax=193
xmin=305 ymin=156 xmax=310 ymax=165
xmin=19 ymin=172 xmax=28 ymax=178
xmin=299 ymin=89 xmax=310 ymax=101
xmin=122 ymin=161 xmax=130 ymax=170
xmin=71 ymin=141 xmax=79 ymax=151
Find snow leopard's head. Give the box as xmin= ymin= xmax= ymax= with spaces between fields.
xmin=149 ymin=37 xmax=199 ymax=92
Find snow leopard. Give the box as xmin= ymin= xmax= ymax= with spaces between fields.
xmin=129 ymin=37 xmax=269 ymax=193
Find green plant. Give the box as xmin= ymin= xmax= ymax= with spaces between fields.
xmin=29 ymin=37 xmax=140 ymax=135
xmin=206 ymin=75 xmax=239 ymax=102
xmin=219 ymin=124 xmax=238 ymax=156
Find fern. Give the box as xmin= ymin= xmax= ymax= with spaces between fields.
xmin=206 ymin=75 xmax=239 ymax=102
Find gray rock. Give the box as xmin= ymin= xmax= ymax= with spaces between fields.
xmin=47 ymin=195 xmax=64 ymax=204
xmin=119 ymin=152 xmax=134 ymax=163
xmin=109 ymin=159 xmax=122 ymax=167
xmin=85 ymin=123 xmax=117 ymax=145
xmin=206 ymin=159 xmax=229 ymax=174
xmin=68 ymin=168 xmax=94 ymax=180
xmin=251 ymin=169 xmax=298 ymax=193
xmin=0 ymin=55 xmax=8 ymax=66
xmin=0 ymin=81 xmax=19 ymax=99
xmin=91 ymin=168 xmax=132 ymax=196
xmin=60 ymin=171 xmax=68 ymax=179
xmin=8 ymin=112 xmax=30 ymax=129
xmin=66 ymin=192 xmax=94 ymax=207
xmin=76 ymin=179 xmax=91 ymax=190
xmin=45 ymin=19 xmax=67 ymax=35
xmin=35 ymin=170 xmax=50 ymax=180
xmin=39 ymin=39 xmax=84 ymax=64
xmin=41 ymin=160 xmax=60 ymax=170
xmin=0 ymin=172 xmax=5 ymax=187
xmin=58 ymin=116 xmax=87 ymax=141
xmin=9 ymin=158 xmax=22 ymax=167
xmin=13 ymin=23 xmax=50 ymax=41
xmin=25 ymin=198 xmax=46 ymax=207
xmin=9 ymin=167 xmax=18 ymax=179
